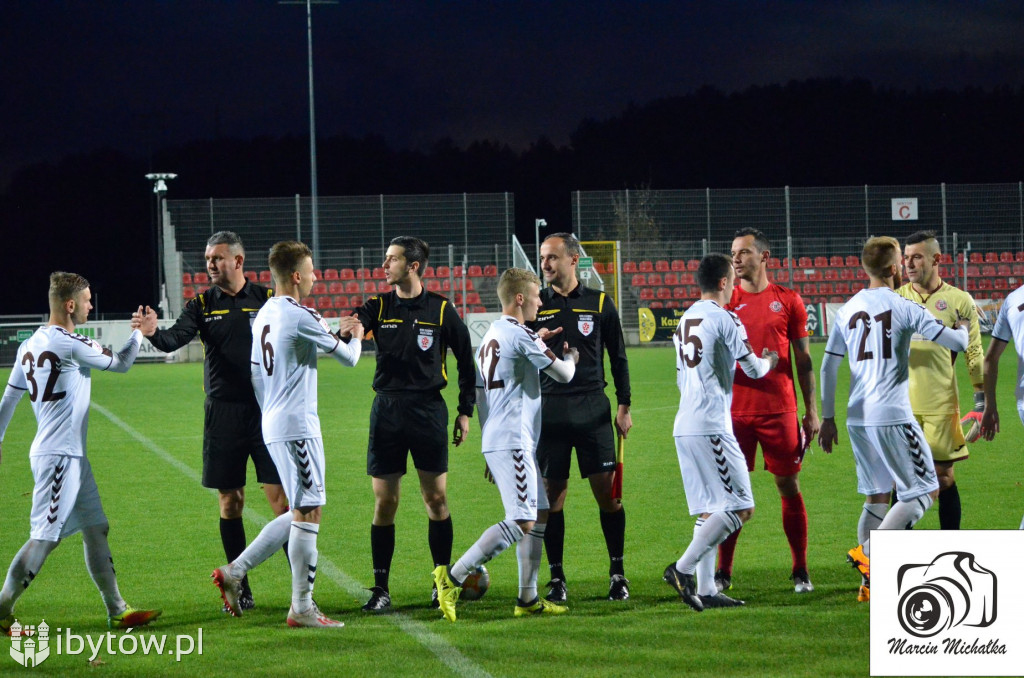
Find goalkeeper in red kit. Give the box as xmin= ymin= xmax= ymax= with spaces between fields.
xmin=718 ymin=228 xmax=820 ymax=594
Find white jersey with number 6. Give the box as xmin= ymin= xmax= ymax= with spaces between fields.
xmin=991 ymin=285 xmax=1024 ymax=408
xmin=673 ymin=300 xmax=755 ymax=436
xmin=250 ymin=297 xmax=360 ymax=443
xmin=0 ymin=326 xmax=141 ymax=457
xmin=825 ymin=287 xmax=955 ymax=426
xmin=475 ymin=316 xmax=555 ymax=453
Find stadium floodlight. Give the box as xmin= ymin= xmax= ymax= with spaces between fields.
xmin=535 ymin=219 xmax=547 ymax=273
xmin=146 ymin=173 xmax=177 ymax=195
xmin=146 ymin=173 xmax=177 ymax=317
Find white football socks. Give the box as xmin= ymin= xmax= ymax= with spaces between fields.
xmin=517 ymin=523 xmax=545 ymax=604
xmin=677 ymin=511 xmax=743 ymax=575
xmin=230 ymin=511 xmax=292 ymax=578
xmin=289 ymin=522 xmax=319 ymax=614
xmin=692 ymin=518 xmax=718 ymax=596
xmin=82 ymin=524 xmax=126 ymax=615
xmin=451 ymin=520 xmax=524 ymax=584
xmin=0 ymin=539 xmax=58 ymax=618
xmin=864 ymin=495 xmax=934 ymax=558
xmin=858 ymin=502 xmax=889 ymax=549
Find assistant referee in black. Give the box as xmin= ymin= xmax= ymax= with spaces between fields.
xmin=341 ymin=236 xmax=475 ymax=613
xmin=132 ymin=231 xmax=288 ymax=611
xmin=530 ymin=232 xmax=633 ymax=602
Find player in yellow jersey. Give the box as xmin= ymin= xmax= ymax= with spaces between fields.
xmin=895 ymin=231 xmax=984 ymax=530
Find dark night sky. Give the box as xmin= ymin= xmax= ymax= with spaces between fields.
xmin=5 ymin=1 xmax=1024 ymax=190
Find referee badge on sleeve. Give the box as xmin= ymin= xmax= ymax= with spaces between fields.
xmin=578 ymin=314 xmax=595 ymax=337
xmin=418 ymin=328 xmax=435 ymax=351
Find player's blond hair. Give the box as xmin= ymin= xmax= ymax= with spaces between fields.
xmin=48 ymin=271 xmax=89 ymax=307
xmin=268 ymin=241 xmax=313 ymax=284
xmin=497 ymin=268 xmax=540 ymax=306
xmin=862 ymin=236 xmax=901 ymax=279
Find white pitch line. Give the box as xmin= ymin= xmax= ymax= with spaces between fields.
xmin=92 ymin=401 xmax=493 ymax=678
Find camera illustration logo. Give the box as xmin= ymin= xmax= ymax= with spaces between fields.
xmin=896 ymin=552 xmax=997 ymax=638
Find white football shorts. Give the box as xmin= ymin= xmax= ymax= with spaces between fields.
xmin=268 ymin=438 xmax=326 ymax=509
xmin=484 ymin=448 xmax=547 ymax=522
xmin=30 ymin=454 xmax=107 ymax=542
xmin=674 ymin=434 xmax=755 ymax=516
xmin=847 ymin=422 xmax=939 ymax=501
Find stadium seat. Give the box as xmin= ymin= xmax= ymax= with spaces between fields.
xmin=664 ymin=273 xmax=679 ymax=286
xmin=436 ymin=265 xmax=450 ymax=278
xmin=326 ymin=282 xmax=343 ymax=295
xmin=648 ymin=301 xmax=664 ymax=309
xmin=483 ymin=264 xmax=498 ymax=276
xmin=969 ymin=253 xmax=983 ymax=263
xmin=793 ymin=270 xmax=807 ymax=282
xmin=1017 ymin=252 xmax=1024 ymax=263
xmin=316 ymin=296 xmax=333 ymax=309
xmin=829 ymin=256 xmax=844 ymax=267
xmin=824 ymin=269 xmax=838 ymax=280
xmin=985 ymin=252 xmax=999 ymax=263
xmin=846 ymin=255 xmax=859 ymax=267
xmin=472 ymin=305 xmax=488 ymax=313
xmin=245 ymin=271 xmax=257 ymax=283
xmin=991 ymin=291 xmax=1006 ymax=301
xmin=427 ymin=279 xmax=441 ymax=292
xmin=687 ymin=259 xmax=700 ymax=271
xmin=324 ymin=269 xmax=339 ymax=280
xmin=194 ymin=272 xmax=209 ymax=284
xmin=808 ymin=270 xmax=823 ymax=281
xmin=453 ymin=265 xmax=464 ymax=277
xmin=363 ymin=281 xmax=377 ymax=293
xmin=323 ymin=310 xmax=339 ymax=318
xmin=639 ymin=288 xmax=655 ymax=300
xmin=967 ymin=265 xmax=981 ymax=277
xmin=344 ymin=281 xmax=359 ymax=294
xmin=840 ymin=268 xmax=855 ymax=280
xmin=631 ymin=274 xmax=646 ymax=287
xmin=814 ymin=256 xmax=829 ymax=268
xmin=966 ymin=279 xmax=978 ymax=291
xmin=463 ymin=279 xmax=475 ymax=291
xmin=423 ymin=266 xmax=435 ymax=278
xmin=313 ymin=270 xmax=322 ymax=280
xmin=453 ymin=292 xmax=463 ymax=305
xmin=466 ymin=292 xmax=481 ymax=305
xmin=183 ymin=286 xmax=196 ymax=300
xmin=829 ymin=296 xmax=844 ymax=304
xmin=665 ymin=301 xmax=680 ymax=309
xmin=639 ymin=261 xmax=654 ymax=273
xmin=798 ymin=257 xmax=812 ymax=267
xmin=995 ymin=278 xmax=1008 ymax=290
xmin=372 ymin=268 xmax=385 ymax=279
xmin=350 ymin=295 xmax=363 ymax=306
xmin=313 ymin=282 xmax=327 ymax=295
xmin=655 ymin=260 xmax=670 ymax=272
xmin=334 ymin=295 xmax=349 ymax=308
xmin=648 ymin=274 xmax=663 ymax=286
xmin=979 ymin=278 xmax=993 ymax=290
xmin=768 ymin=257 xmax=781 ymax=269
xmin=939 ymin=253 xmax=952 ymax=264
xmin=441 ymin=280 xmax=451 ymax=291
xmin=802 ymin=283 xmax=817 ymax=296
xmin=340 ymin=268 xmax=355 ymax=280
xmin=856 ymin=269 xmax=868 ymax=280
xmin=301 ymin=297 xmax=314 ymax=307
xmin=356 ymin=268 xmax=372 ymax=279
xmin=1014 ymin=263 xmax=1024 ymax=276
xmin=260 ymin=270 xmax=272 ymax=283
xmin=680 ymin=273 xmax=694 ymax=284
xmin=623 ymin=261 xmax=638 ymax=273
xmin=998 ymin=264 xmax=1012 ymax=276
xmin=378 ymin=280 xmax=391 ymax=292
xmin=671 ymin=259 xmax=687 ymax=272
xmin=182 ymin=272 xmax=193 ymax=284
xmin=836 ymin=283 xmax=851 ymax=295
xmin=819 ymin=283 xmax=834 ymax=295
xmin=593 ymin=262 xmax=606 ymax=274
xmin=1000 ymin=252 xmax=1014 ymax=263
xmin=468 ymin=265 xmax=483 ymax=277
xmin=775 ymin=270 xmax=789 ymax=283
xmin=852 ymin=282 xmax=866 ymax=293
xmin=673 ymin=287 xmax=687 ymax=299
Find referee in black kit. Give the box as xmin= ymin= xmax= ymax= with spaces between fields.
xmin=341 ymin=236 xmax=475 ymax=613
xmin=530 ymin=232 xmax=632 ymax=602
xmin=132 ymin=231 xmax=289 ymax=611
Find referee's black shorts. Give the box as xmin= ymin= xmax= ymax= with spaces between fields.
xmin=537 ymin=391 xmax=616 ymax=480
xmin=202 ymin=397 xmax=281 ymax=490
xmin=367 ymin=392 xmax=449 ymax=476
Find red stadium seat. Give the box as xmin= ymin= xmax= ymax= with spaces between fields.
xmin=345 ymin=281 xmax=360 ymax=294
xmin=1000 ymin=252 xmax=1014 ymax=263
xmin=687 ymin=259 xmax=700 ymax=271
xmin=378 ymin=280 xmax=391 ymax=292
xmin=631 ymin=274 xmax=646 ymax=287
xmin=313 ymin=282 xmax=327 ymax=295
xmin=655 ymin=260 xmax=670 ymax=272
xmin=648 ymin=274 xmax=663 ymax=286
xmin=372 ymin=268 xmax=386 ymax=279
xmin=978 ymin=278 xmax=993 ymax=290
xmin=808 ymin=270 xmax=823 ymax=281
xmin=623 ymin=261 xmax=638 ymax=273
xmin=593 ymin=262 xmax=606 ymax=274
xmin=793 ymin=270 xmax=807 ymax=282
xmin=768 ymin=257 xmax=781 ymax=269
xmin=434 ymin=265 xmax=449 ymax=278
xmin=966 ymin=279 xmax=978 ymax=291
xmin=363 ymin=281 xmax=377 ymax=293
xmin=453 ymin=266 xmax=465 ymax=277
xmin=1017 ymin=252 xmax=1024 ymax=263
xmin=316 ymin=296 xmax=333 ymax=309
xmin=639 ymin=288 xmax=655 ymax=300
xmin=846 ymin=255 xmax=859 ymax=267
xmin=802 ymin=283 xmax=817 ymax=296
xmin=194 ymin=272 xmax=209 ymax=284
xmin=664 ymin=273 xmax=679 ymax=286
xmin=422 ymin=266 xmax=435 ymax=278
xmin=680 ymin=273 xmax=694 ymax=284
xmin=829 ymin=256 xmax=844 ymax=267
xmin=852 ymin=282 xmax=866 ymax=293
xmin=819 ymin=283 xmax=834 ymax=295
xmin=245 ymin=271 xmax=257 ymax=283
xmin=259 ymin=270 xmax=272 ymax=283
xmin=441 ymin=280 xmax=451 ymax=292
xmin=824 ymin=269 xmax=838 ymax=280
xmin=774 ymin=270 xmax=789 ymax=283
xmin=339 ymin=268 xmax=355 ymax=280
xmin=313 ymin=270 xmax=322 ymax=280
xmin=350 ymin=295 xmax=363 ymax=306
xmin=798 ymin=257 xmax=812 ymax=267
xmin=183 ymin=286 xmax=196 ymax=300
xmin=998 ymin=264 xmax=1012 ymax=276
xmin=639 ymin=261 xmax=654 ymax=273
xmin=840 ymin=268 xmax=855 ymax=280
xmin=323 ymin=310 xmax=339 ymax=318
xmin=939 ymin=253 xmax=953 ymax=264
xmin=1014 ymin=263 xmax=1024 ymax=276
xmin=356 ymin=268 xmax=372 ymax=280
xmin=483 ymin=265 xmax=498 ymax=277
xmin=427 ymin=280 xmax=441 ymax=292
xmin=324 ymin=269 xmax=339 ymax=280
xmin=301 ymin=297 xmax=314 ymax=307
xmin=984 ymin=252 xmax=999 ymax=263
xmin=967 ymin=265 xmax=981 ymax=277
xmin=995 ymin=278 xmax=1009 ymax=290
xmin=665 ymin=301 xmax=680 ymax=309
xmin=814 ymin=256 xmax=829 ymax=267
xmin=328 ymin=282 xmax=344 ymax=294
xmin=472 ymin=306 xmax=488 ymax=313
xmin=969 ymin=253 xmax=983 ymax=263
xmin=673 ymin=287 xmax=687 ymax=299
xmin=334 ymin=296 xmax=349 ymax=308
xmin=836 ymin=283 xmax=851 ymax=295
xmin=671 ymin=259 xmax=687 ymax=272
xmin=829 ymin=296 xmax=844 ymax=304
xmin=466 ymin=292 xmax=481 ymax=305
xmin=463 ymin=279 xmax=475 ymax=291
xmin=468 ymin=265 xmax=483 ymax=277
xmin=856 ymin=269 xmax=868 ymax=280
xmin=182 ymin=272 xmax=193 ymax=284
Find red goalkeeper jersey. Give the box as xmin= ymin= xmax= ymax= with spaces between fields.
xmin=727 ymin=283 xmax=808 ymax=415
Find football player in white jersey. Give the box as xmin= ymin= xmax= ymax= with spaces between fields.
xmin=212 ymin=242 xmax=363 ymax=628
xmin=819 ymin=236 xmax=968 ymax=601
xmin=0 ymin=272 xmax=161 ymax=632
xmin=433 ymin=268 xmax=578 ymax=622
xmin=663 ymin=254 xmax=778 ymax=611
xmin=979 ymin=278 xmax=1024 ymax=527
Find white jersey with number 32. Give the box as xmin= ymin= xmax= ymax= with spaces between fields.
xmin=673 ymin=300 xmax=753 ymax=436
xmin=475 ymin=316 xmax=554 ymax=453
xmin=825 ymin=287 xmax=948 ymax=425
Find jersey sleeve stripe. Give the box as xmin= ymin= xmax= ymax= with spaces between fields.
xmin=8 ymin=384 xmax=27 ymax=391
xmin=825 ymin=350 xmax=845 ymax=357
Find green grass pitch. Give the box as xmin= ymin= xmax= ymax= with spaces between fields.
xmin=0 ymin=340 xmax=1021 ymax=676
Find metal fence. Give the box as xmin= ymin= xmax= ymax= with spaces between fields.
xmin=168 ymin=192 xmax=516 ymax=276
xmin=573 ymin=182 xmax=1024 ymax=333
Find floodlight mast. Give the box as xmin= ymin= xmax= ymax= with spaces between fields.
xmin=145 ymin=173 xmax=177 ymax=316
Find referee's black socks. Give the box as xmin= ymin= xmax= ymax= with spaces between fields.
xmin=370 ymin=523 xmax=396 ymax=591
xmin=600 ymin=508 xmax=626 ymax=577
xmin=938 ymin=483 xmax=961 ymax=530
xmin=546 ymin=510 xmax=566 ymax=582
xmin=428 ymin=515 xmax=454 ymax=568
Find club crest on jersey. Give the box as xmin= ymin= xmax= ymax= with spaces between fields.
xmin=417 ymin=328 xmax=435 ymax=351
xmin=578 ymin=314 xmax=595 ymax=337
xmin=769 ymin=301 xmax=783 ymax=313
xmin=935 ymin=299 xmax=948 ymax=311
